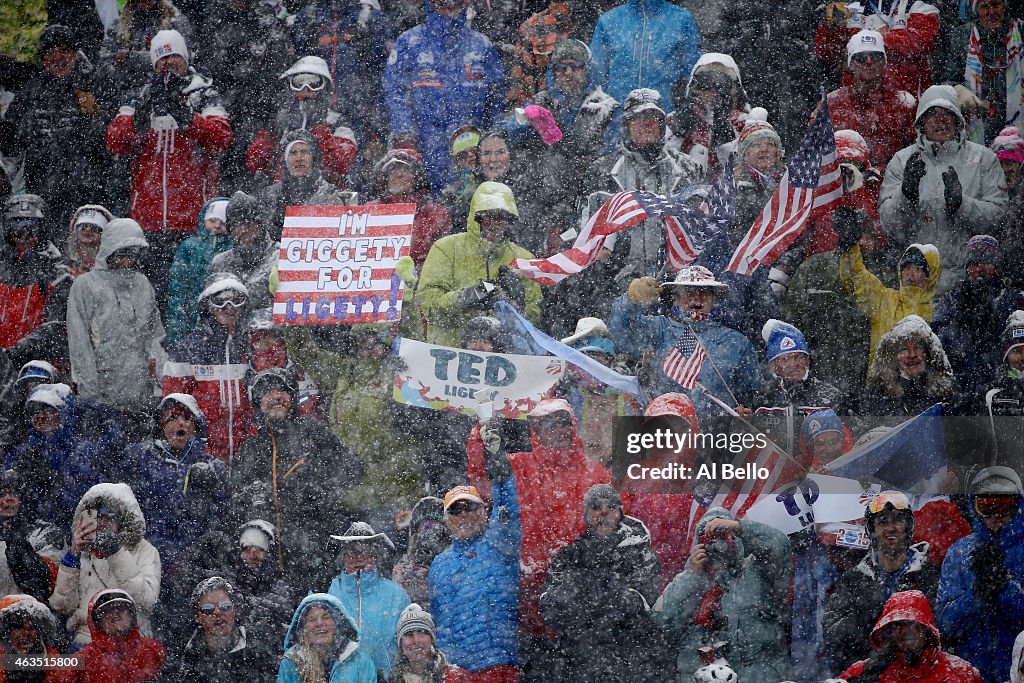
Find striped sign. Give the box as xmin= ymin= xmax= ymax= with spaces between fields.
xmin=273 ymin=204 xmax=415 ymax=325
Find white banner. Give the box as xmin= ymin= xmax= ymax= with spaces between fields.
xmin=743 ymin=473 xmax=880 ymax=535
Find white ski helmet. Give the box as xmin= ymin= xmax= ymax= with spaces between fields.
xmin=692 ymin=664 xmax=738 ymax=683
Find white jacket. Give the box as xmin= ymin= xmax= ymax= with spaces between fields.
xmin=879 ymin=85 xmax=1007 ymax=290
xmin=49 ymin=483 xmax=161 ymax=643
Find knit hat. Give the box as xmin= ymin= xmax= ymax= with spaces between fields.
xmin=584 ymin=483 xmax=622 ymax=513
xmin=899 ymin=247 xmax=930 ymax=277
xmin=1002 ymin=310 xmax=1024 ymax=360
xmin=410 ymin=497 xmax=445 ymax=533
xmin=38 ymin=25 xmax=77 ymax=55
xmin=846 ymin=29 xmax=885 ymax=66
xmin=205 ymin=200 xmax=229 ymax=224
xmin=450 ymin=125 xmax=481 ymax=157
xmin=965 ymin=235 xmax=1000 ymax=267
xmin=149 ymin=29 xmax=189 ymax=67
xmin=551 ymin=39 xmax=591 ymax=66
xmin=73 ymin=207 xmax=110 ymax=232
xmin=226 ymin=191 xmax=263 ymax=230
xmin=622 ymin=88 xmax=665 ymax=122
xmin=239 ymin=527 xmax=271 ymax=552
xmin=992 ymin=126 xmax=1024 ymax=164
xmin=737 ymin=108 xmax=782 ymax=164
xmin=396 ymin=603 xmax=435 ymax=642
xmin=801 ymin=409 xmax=843 ymax=443
xmin=762 ymin=319 xmax=809 ymax=362
xmin=971 ymin=466 xmax=1024 ymax=495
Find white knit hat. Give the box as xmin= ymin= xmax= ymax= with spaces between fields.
xmin=150 ymin=30 xmax=189 ymax=67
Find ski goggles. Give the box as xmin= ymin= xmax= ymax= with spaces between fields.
xmin=209 ymin=291 xmax=248 ymax=309
xmin=974 ymin=495 xmax=1020 ymax=519
xmin=866 ymin=491 xmax=912 ymax=515
xmin=289 ymin=73 xmax=327 ymax=93
xmin=198 ymin=600 xmax=234 ymax=615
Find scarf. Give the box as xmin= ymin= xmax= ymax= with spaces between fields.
xmin=964 ymin=20 xmax=1024 ymax=142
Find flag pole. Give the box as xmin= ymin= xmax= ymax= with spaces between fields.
xmin=684 ymin=319 xmax=739 ymax=406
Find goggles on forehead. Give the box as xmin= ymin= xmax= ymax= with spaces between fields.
xmin=289 ymin=73 xmax=327 ymax=92
xmin=974 ymin=495 xmax=1020 ymax=519
xmin=867 ymin=491 xmax=912 ymax=515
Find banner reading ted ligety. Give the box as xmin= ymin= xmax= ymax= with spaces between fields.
xmin=273 ymin=204 xmax=414 ymax=325
xmin=392 ymin=338 xmax=567 ymax=419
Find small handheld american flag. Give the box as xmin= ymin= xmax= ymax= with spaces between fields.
xmin=661 ymin=327 xmax=707 ymax=390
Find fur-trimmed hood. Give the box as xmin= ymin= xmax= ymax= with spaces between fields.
xmin=867 ymin=315 xmax=955 ymax=400
xmin=71 ymin=483 xmax=147 ymax=549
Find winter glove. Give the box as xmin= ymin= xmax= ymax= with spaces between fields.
xmin=496 ymin=265 xmax=526 ymax=311
xmin=515 ymin=105 xmax=563 ymax=145
xmin=953 ymin=84 xmax=986 ymax=115
xmin=971 ymin=540 xmax=1009 ymax=604
xmin=839 ymin=162 xmax=865 ymax=193
xmin=942 ymin=166 xmax=963 ymax=215
xmin=185 ymin=461 xmax=221 ymax=494
xmin=395 ymin=255 xmax=417 ymax=287
xmin=901 ymin=152 xmax=926 ymax=205
xmin=855 ymin=641 xmax=898 ymax=682
xmin=459 ymin=281 xmax=498 ymax=310
xmin=73 ymin=89 xmax=99 ymax=116
xmin=825 ymin=2 xmax=852 ymax=26
xmin=768 ymin=267 xmax=791 ymax=300
xmin=483 ymin=431 xmax=512 ymax=481
xmin=150 ymin=72 xmax=168 ymax=116
xmin=833 ymin=205 xmax=864 ymax=252
xmin=0 ymin=514 xmax=24 ymax=542
xmin=480 ymin=418 xmax=503 ymax=456
xmin=627 ymin=277 xmax=661 ymax=305
xmin=91 ymin=530 xmax=121 ymax=558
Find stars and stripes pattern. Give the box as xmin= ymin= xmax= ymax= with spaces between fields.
xmin=660 ymin=159 xmax=736 ymax=269
xmin=726 ymin=99 xmax=844 ymax=275
xmin=660 ymin=327 xmax=707 ymax=390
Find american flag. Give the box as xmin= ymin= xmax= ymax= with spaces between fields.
xmin=726 ymin=99 xmax=843 ymax=275
xmin=659 ymin=159 xmax=736 ymax=269
xmin=660 ymin=327 xmax=707 ymax=389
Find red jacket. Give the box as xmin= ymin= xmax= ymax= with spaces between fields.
xmin=246 ymin=122 xmax=356 ymax=187
xmin=0 ymin=281 xmax=50 ymax=348
xmin=815 ymin=1 xmax=940 ymax=96
xmin=56 ymin=590 xmax=166 ymax=683
xmin=468 ymin=398 xmax=611 ymax=637
xmin=106 ymin=110 xmax=232 ymax=233
xmin=828 ymin=85 xmax=917 ymax=171
xmin=802 ymin=178 xmax=886 ymax=260
xmin=912 ymin=499 xmax=971 ymax=566
xmin=840 ymin=590 xmax=981 ymax=683
xmin=367 ymin=194 xmax=452 ymax=269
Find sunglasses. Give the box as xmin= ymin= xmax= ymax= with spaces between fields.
xmin=199 ymin=600 xmax=234 ymax=615
xmin=867 ymin=491 xmax=911 ymax=515
xmin=851 ymin=52 xmax=886 ymax=65
xmin=533 ymin=414 xmax=573 ymax=431
xmin=974 ymin=495 xmax=1019 ymax=519
xmin=289 ymin=73 xmax=327 ymax=92
xmin=447 ymin=501 xmax=482 ymax=516
xmin=210 ymin=294 xmax=247 ymax=309
xmin=554 ymin=62 xmax=585 ymax=74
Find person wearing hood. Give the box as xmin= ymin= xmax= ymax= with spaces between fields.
xmin=610 ymin=266 xmax=761 ymax=413
xmin=232 ymin=367 xmax=364 ymax=585
xmin=0 ymin=469 xmax=62 ymax=603
xmin=859 ymin=314 xmax=957 ymax=416
xmin=0 ymin=194 xmax=70 ymax=350
xmin=388 ymin=603 xmax=465 ymax=682
xmin=277 ymin=593 xmax=377 ymax=683
xmin=327 ymin=522 xmax=411 ymax=678
xmin=292 ymin=0 xmax=396 ymax=146
xmin=367 ymin=148 xmax=451 ymax=270
xmin=824 ymin=491 xmax=941 ymax=675
xmin=940 ymin=0 xmax=1024 ymax=145
xmin=165 ymin=197 xmax=233 ymax=346
xmin=539 ymin=484 xmax=666 ymax=682
xmin=167 ymin=575 xmax=277 ymax=683
xmin=743 ymin=319 xmax=845 ymax=454
xmin=981 ymin=312 xmax=1024 ymax=460
xmin=5 ymin=25 xmax=111 ymax=229
xmin=666 ymin=53 xmax=749 ymax=178
xmin=50 ymin=483 xmax=161 ymax=645
xmin=587 ymin=0 xmax=699 ymax=109
xmin=105 ymin=29 xmax=233 ymax=305
xmin=841 ymin=589 xmax=982 ymax=682
xmin=469 ymin=398 xmax=610 ymax=673
xmin=416 ymin=181 xmax=541 ymax=346
xmin=209 ymin=190 xmax=279 ymax=312
xmin=933 ymin=235 xmax=1023 ymax=400
xmin=0 ymin=594 xmax=62 ymax=672
xmin=59 ymin=589 xmax=167 ymax=682
xmin=937 ymin=466 xmax=1024 ymax=683
xmin=382 ymin=0 xmax=506 ymax=194
xmin=259 ymin=129 xmax=349 ymax=240
xmin=590 ymin=88 xmax=703 ymax=278
xmin=4 ymin=384 xmax=99 ymax=531
xmin=836 ymin=208 xmax=942 ymax=367
xmin=827 ymin=30 xmax=918 ymax=171
xmin=163 ymin=272 xmax=254 ymax=465
xmin=994 ymin=127 xmax=1024 ymax=287
xmin=879 ymin=84 xmax=1007 ymax=289
xmin=245 ymin=55 xmax=358 ymax=189
xmin=63 ymin=205 xmax=114 ymax=279
xmin=391 ymin=497 xmax=449 ymax=606
xmin=653 ymin=506 xmax=794 ymax=682
xmin=66 ymin=217 xmax=166 ymax=419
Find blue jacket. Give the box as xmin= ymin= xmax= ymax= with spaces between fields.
xmin=383 ymin=4 xmax=506 ymax=194
xmin=608 ymin=292 xmax=761 ymax=412
xmin=429 ymin=475 xmax=521 ymax=671
xmin=936 ymin=498 xmax=1024 ymax=683
xmin=327 ymin=570 xmax=410 ymax=675
xmin=278 ymin=593 xmax=377 ymax=683
xmin=588 ymin=0 xmax=700 ymax=109
xmin=293 ymin=0 xmax=395 ymax=140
